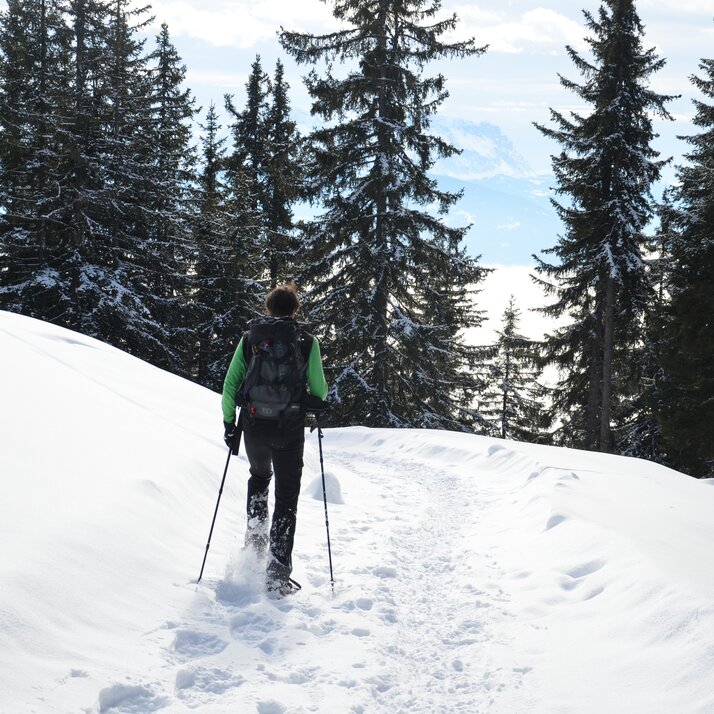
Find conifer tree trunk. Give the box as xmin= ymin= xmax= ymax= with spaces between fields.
xmin=72 ymin=0 xmax=86 ymax=249
xmin=501 ymin=349 xmax=511 ymax=440
xmin=586 ymin=302 xmax=604 ymax=450
xmin=600 ymin=274 xmax=616 ymax=451
xmin=372 ymin=0 xmax=390 ymax=406
xmin=38 ymin=0 xmax=47 ymax=162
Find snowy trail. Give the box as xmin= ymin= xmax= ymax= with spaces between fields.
xmin=327 ymin=447 xmax=525 ymax=713
xmin=118 ymin=434 xmax=538 ymax=714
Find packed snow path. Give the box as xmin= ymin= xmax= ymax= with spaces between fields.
xmin=2 ymin=312 xmax=713 ymax=713
xmin=97 ymin=430 xmax=714 ymax=714
xmin=136 ymin=435 xmax=538 ymax=714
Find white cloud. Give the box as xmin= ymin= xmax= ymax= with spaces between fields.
xmin=452 ymin=7 xmax=589 ymax=54
xmin=639 ymin=0 xmax=714 ymax=12
xmin=663 ymin=112 xmax=696 ymax=124
xmin=140 ymin=1 xmax=591 ymax=54
xmin=453 ymin=209 xmax=478 ymax=226
xmin=449 ymin=6 xmax=505 ymax=26
xmin=145 ymin=0 xmax=337 ymax=47
xmin=186 ymin=68 xmax=248 ymax=90
xmin=497 ymin=220 xmax=521 ymax=231
xmin=531 ymin=191 xmax=551 ymax=200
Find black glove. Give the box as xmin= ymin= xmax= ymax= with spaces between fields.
xmin=223 ymin=420 xmax=242 ymax=455
xmin=304 ymin=394 xmax=331 ymax=415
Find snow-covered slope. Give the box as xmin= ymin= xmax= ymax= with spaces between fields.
xmin=1 ymin=311 xmax=713 ymax=714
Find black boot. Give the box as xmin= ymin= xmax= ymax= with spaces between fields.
xmin=265 ymin=553 xmax=300 ymax=596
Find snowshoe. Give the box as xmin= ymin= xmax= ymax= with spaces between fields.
xmin=265 ymin=576 xmax=302 ymax=598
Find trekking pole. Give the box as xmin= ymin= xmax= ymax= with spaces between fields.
xmin=197 ymin=418 xmax=242 ymax=584
xmin=315 ymin=413 xmax=335 ymax=592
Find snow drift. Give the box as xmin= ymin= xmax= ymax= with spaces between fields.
xmin=1 ymin=310 xmax=713 ymax=713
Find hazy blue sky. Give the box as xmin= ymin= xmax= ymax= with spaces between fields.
xmin=138 ymin=0 xmax=713 ymax=177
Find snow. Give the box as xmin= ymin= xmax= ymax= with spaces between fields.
xmin=1 ymin=309 xmax=714 ymax=713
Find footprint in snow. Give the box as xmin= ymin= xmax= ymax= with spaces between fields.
xmin=96 ymin=683 xmax=168 ymax=713
xmin=545 ymin=514 xmax=567 ymax=530
xmin=172 ymin=630 xmax=228 ymax=661
xmin=559 ymin=561 xmax=606 ymax=592
xmin=367 ymin=674 xmax=394 ymax=694
xmin=555 ymin=473 xmax=581 ymax=489
xmin=583 ymin=586 xmax=605 ymax=600
xmin=175 ymin=666 xmax=245 ymax=698
xmin=340 ymin=597 xmax=374 ymax=612
xmin=565 ymin=560 xmax=605 ymax=579
xmin=373 ymin=565 xmax=397 ymax=579
xmin=487 ymin=444 xmax=509 ymax=456
xmin=258 ymin=638 xmax=280 ymax=655
xmin=231 ymin=610 xmax=280 ymax=644
xmin=257 ymin=701 xmax=286 ymax=714
xmin=379 ymin=607 xmax=398 ymax=624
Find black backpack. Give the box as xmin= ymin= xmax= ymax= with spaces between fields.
xmin=239 ymin=317 xmax=311 ymax=422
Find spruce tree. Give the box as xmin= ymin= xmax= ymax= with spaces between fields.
xmin=0 ymin=2 xmax=203 ymax=377
xmin=618 ymin=192 xmax=675 ymax=462
xmin=61 ymin=0 xmax=178 ymax=367
xmin=397 ymin=242 xmax=491 ymax=430
xmin=658 ymin=55 xmax=714 ymax=477
xmin=92 ymin=0 xmax=157 ymax=341
xmin=224 ymin=55 xmax=270 ymax=276
xmin=141 ymin=22 xmax=198 ymax=375
xmin=280 ymin=0 xmax=487 ymax=429
xmin=193 ymin=103 xmax=263 ymax=391
xmin=481 ymin=297 xmax=549 ymax=442
xmin=534 ymin=0 xmax=674 ymax=452
xmin=263 ymin=59 xmax=302 ymax=287
xmin=0 ymin=0 xmax=74 ymax=321
xmin=58 ymin=0 xmax=191 ymax=372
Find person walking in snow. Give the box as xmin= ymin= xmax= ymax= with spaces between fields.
xmin=221 ymin=283 xmax=329 ymax=596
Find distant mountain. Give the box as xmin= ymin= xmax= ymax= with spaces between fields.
xmin=431 ymin=118 xmax=561 ymax=264
xmin=432 ymin=117 xmax=535 ymax=181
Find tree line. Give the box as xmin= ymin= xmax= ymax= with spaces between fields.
xmin=0 ymin=0 xmax=711 ymax=478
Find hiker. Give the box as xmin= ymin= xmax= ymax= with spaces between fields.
xmin=221 ymin=283 xmax=329 ymax=595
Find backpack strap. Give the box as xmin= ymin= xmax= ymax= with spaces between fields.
xmin=241 ymin=330 xmax=251 ymax=362
xmin=244 ymin=326 xmax=311 ymax=365
xmin=299 ymin=332 xmax=314 ymax=365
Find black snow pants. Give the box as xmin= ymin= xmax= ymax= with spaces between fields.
xmin=241 ymin=413 xmax=305 ymax=582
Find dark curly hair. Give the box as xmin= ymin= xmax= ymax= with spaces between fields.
xmin=265 ymin=282 xmax=300 ymax=317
